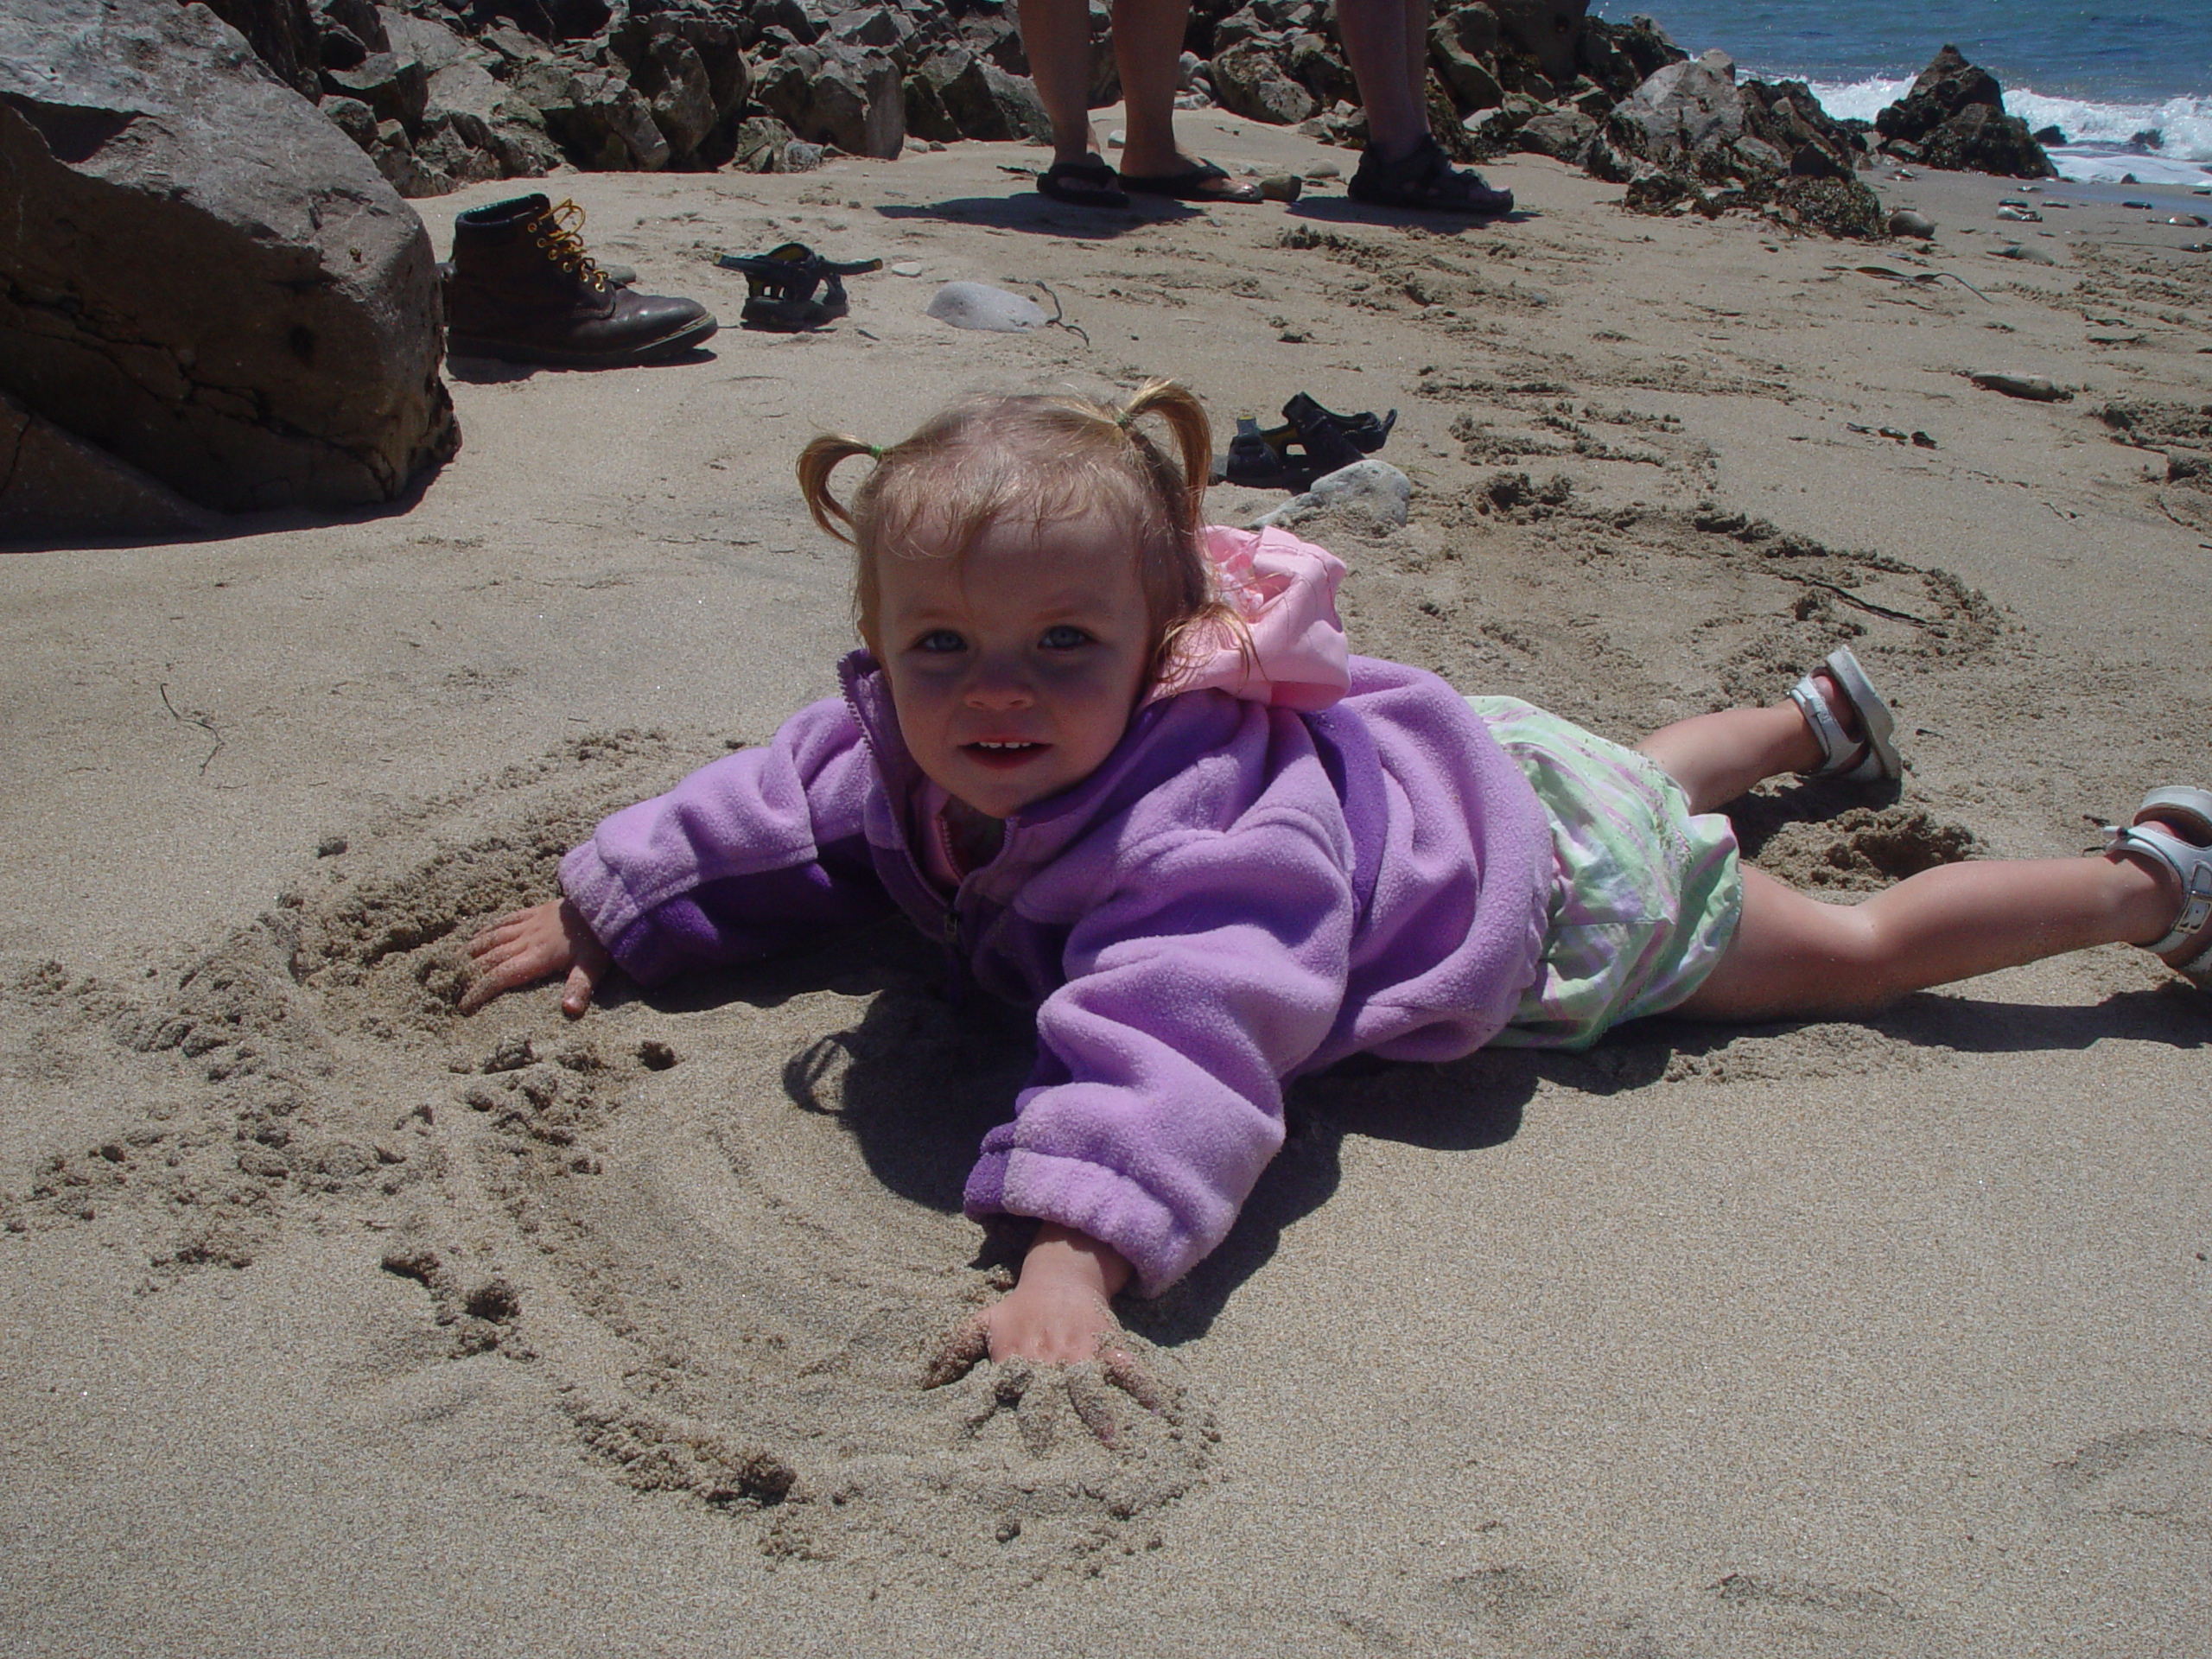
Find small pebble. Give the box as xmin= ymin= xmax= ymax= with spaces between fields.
xmin=1106 ymin=130 xmax=1125 ymax=148
xmin=315 ymin=834 xmax=347 ymax=857
xmin=1306 ymin=162 xmax=1342 ymax=181
xmin=891 ymin=260 xmax=923 ymax=276
xmin=1887 ymin=209 xmax=1936 ymax=238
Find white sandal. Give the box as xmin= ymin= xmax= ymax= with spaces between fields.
xmin=2107 ymin=786 xmax=2212 ymax=988
xmin=1788 ymin=646 xmax=1903 ymax=782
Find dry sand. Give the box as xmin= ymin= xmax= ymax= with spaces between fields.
xmin=4 ymin=113 xmax=2209 ymax=1656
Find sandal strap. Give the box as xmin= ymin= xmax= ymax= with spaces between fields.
xmin=1788 ymin=673 xmax=1860 ymax=776
xmin=2107 ymin=795 xmax=2212 ymax=966
xmin=1789 ymin=647 xmax=1901 ymax=783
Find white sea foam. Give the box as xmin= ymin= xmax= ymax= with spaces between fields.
xmin=1800 ymin=75 xmax=2212 ymax=186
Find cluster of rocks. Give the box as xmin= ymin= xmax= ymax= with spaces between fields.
xmin=205 ymin=0 xmax=2056 ymax=218
xmin=1868 ymin=45 xmax=2056 ymax=179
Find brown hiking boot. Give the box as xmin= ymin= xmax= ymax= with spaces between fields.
xmin=444 ymin=194 xmax=716 ymax=367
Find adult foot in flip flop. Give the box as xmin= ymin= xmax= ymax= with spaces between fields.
xmin=1347 ymin=136 xmax=1513 ymax=216
xmin=1038 ymin=155 xmax=1130 ymax=209
xmin=1121 ymin=158 xmax=1263 ymax=205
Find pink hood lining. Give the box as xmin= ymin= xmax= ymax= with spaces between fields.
xmin=1149 ymin=525 xmax=1350 ymax=713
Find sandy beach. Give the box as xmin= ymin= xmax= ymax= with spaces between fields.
xmin=3 ymin=115 xmax=2209 ymax=1656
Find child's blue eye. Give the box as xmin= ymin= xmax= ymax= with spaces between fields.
xmin=1039 ymin=625 xmax=1092 ymax=650
xmin=916 ymin=630 xmax=965 ymax=653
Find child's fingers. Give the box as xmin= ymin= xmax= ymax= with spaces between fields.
xmin=922 ymin=1309 xmax=992 ymax=1389
xmin=559 ymin=960 xmax=600 ymax=1019
xmin=1064 ymin=1363 xmax=1122 ymax=1447
xmin=1101 ymin=1347 xmax=1165 ymax=1414
xmin=467 ymin=912 xmax=537 ymax=957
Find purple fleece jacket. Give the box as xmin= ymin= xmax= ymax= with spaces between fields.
xmin=561 ymin=643 xmax=1552 ymax=1296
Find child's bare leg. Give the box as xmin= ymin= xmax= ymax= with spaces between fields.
xmin=1673 ymin=855 xmax=2182 ymax=1021
xmin=1636 ymin=702 xmax=1824 ymax=815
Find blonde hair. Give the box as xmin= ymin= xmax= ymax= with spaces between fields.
xmin=797 ymin=378 xmax=1239 ymax=686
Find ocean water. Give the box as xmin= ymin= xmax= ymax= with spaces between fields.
xmin=1593 ymin=0 xmax=2212 ymax=186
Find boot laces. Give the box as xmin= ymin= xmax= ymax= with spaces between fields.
xmin=526 ymin=198 xmax=608 ymax=291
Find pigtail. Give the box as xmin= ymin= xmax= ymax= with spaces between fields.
xmin=1116 ymin=378 xmax=1212 ymax=535
xmin=796 ymin=434 xmax=878 ymax=546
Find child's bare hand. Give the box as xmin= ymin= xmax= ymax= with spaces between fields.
xmin=922 ymin=1225 xmax=1162 ymax=1444
xmin=461 ymin=899 xmax=610 ymax=1017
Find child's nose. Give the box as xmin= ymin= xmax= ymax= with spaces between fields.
xmin=963 ymin=658 xmax=1034 ymax=709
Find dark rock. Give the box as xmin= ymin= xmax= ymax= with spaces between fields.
xmin=1873 ymin=45 xmax=2054 ymax=178
xmin=413 ymin=112 xmax=505 ymax=192
xmin=1577 ymin=11 xmax=1683 ymax=96
xmin=1210 ymin=38 xmax=1319 ymax=125
xmin=1286 ymin=32 xmax=1356 ymax=109
xmin=1487 ymin=0 xmax=1587 ymax=82
xmin=313 ymin=0 xmax=390 ymax=57
xmin=753 ymin=42 xmax=906 ymax=158
xmin=1515 ymin=105 xmax=1596 ymax=162
xmin=639 ymin=31 xmax=721 ymax=157
xmin=1429 ymin=6 xmax=1505 ymax=113
xmin=378 ymin=8 xmax=475 ymax=77
xmin=726 ymin=113 xmax=799 ymax=171
xmin=607 ymin=10 xmax=754 ymax=168
xmin=2031 ymin=124 xmax=2065 ymax=146
xmin=322 ymin=50 xmax=431 ymax=133
xmin=1210 ymin=7 xmax=1277 ymax=53
xmin=0 ymin=388 xmax=223 ymax=540
xmin=198 ymin=0 xmax=322 ymax=100
xmin=512 ymin=59 xmax=671 ymax=170
xmin=750 ymin=0 xmax=819 ymax=48
xmin=909 ymin=48 xmax=1051 ymax=143
xmin=318 ymin=24 xmax=372 ymax=73
xmin=321 ymin=93 xmax=380 ymax=148
xmin=0 ymin=0 xmax=456 ymax=515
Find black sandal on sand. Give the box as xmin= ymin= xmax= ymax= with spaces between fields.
xmin=1281 ymin=393 xmax=1397 ymax=460
xmin=1121 ymin=160 xmax=1262 ymax=205
xmin=1218 ymin=418 xmax=1309 ymax=489
xmin=1038 ymin=155 xmax=1130 ymax=209
xmin=1346 ymin=136 xmax=1514 ymax=216
xmin=716 ymin=243 xmax=882 ymax=330
xmin=1216 ymin=404 xmax=1384 ymax=492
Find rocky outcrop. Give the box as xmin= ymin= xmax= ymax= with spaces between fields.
xmin=0 ymin=0 xmax=456 ymax=525
xmin=1873 ymin=46 xmax=2054 ymax=177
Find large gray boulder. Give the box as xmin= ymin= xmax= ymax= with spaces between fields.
xmin=1610 ymin=48 xmax=1746 ymax=165
xmin=0 ymin=0 xmax=456 ymax=521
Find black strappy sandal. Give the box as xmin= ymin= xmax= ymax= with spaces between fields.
xmin=1346 ymin=137 xmax=1514 ymax=216
xmin=1281 ymin=393 xmax=1397 ymax=459
xmin=716 ymin=243 xmax=882 ymax=331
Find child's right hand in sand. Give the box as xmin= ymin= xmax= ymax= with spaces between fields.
xmin=461 ymin=898 xmax=610 ymax=1018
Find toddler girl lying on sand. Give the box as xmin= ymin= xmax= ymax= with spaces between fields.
xmin=464 ymin=379 xmax=2211 ymax=1380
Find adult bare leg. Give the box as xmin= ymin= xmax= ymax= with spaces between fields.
xmin=1334 ymin=0 xmax=1427 ymax=159
xmin=1018 ymin=0 xmax=1105 ymax=168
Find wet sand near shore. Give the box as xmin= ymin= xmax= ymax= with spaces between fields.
xmin=3 ymin=115 xmax=2208 ymax=1657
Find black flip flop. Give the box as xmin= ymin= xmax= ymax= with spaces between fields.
xmin=1121 ymin=160 xmax=1262 ymax=205
xmin=1038 ymin=156 xmax=1130 ymax=209
xmin=717 ymin=243 xmax=881 ymax=331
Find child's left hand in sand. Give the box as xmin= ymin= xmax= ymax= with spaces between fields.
xmin=927 ymin=1224 xmax=1164 ymax=1440
xmin=461 ymin=898 xmax=611 ymax=1017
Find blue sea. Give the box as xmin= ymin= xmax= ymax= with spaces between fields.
xmin=1594 ymin=1 xmax=2212 ymax=186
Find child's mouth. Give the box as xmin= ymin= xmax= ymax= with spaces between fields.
xmin=963 ymin=740 xmax=1044 ymax=770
